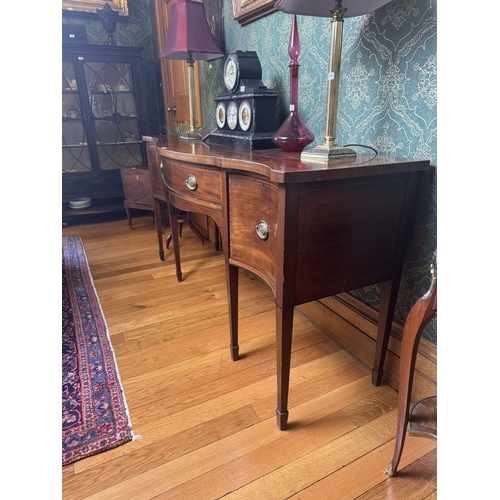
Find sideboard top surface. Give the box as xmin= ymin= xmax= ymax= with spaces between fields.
xmin=147 ymin=135 xmax=430 ymax=184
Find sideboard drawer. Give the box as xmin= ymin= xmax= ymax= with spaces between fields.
xmin=161 ymin=158 xmax=223 ymax=206
xmin=229 ymin=175 xmax=280 ymax=288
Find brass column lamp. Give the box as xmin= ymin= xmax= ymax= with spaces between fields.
xmin=184 ymin=54 xmax=198 ymax=138
xmin=275 ymin=0 xmax=391 ymax=162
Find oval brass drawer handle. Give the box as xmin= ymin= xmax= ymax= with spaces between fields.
xmin=159 ymin=161 xmax=166 ymax=183
xmin=256 ymin=220 xmax=269 ymax=240
xmin=185 ymin=174 xmax=198 ymax=191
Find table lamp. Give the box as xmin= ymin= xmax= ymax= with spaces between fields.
xmin=275 ymin=0 xmax=390 ymax=162
xmin=160 ymin=0 xmax=224 ymax=140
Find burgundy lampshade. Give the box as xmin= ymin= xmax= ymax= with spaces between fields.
xmin=274 ymin=0 xmax=391 ymax=18
xmin=160 ymin=0 xmax=224 ymax=61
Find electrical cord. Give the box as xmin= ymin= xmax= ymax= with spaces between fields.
xmin=343 ymin=144 xmax=379 ymax=158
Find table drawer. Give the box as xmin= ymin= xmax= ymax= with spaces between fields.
xmin=229 ymin=175 xmax=280 ymax=287
xmin=161 ymin=158 xmax=223 ymax=205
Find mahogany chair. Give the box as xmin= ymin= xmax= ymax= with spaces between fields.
xmin=384 ymin=250 xmax=437 ymax=476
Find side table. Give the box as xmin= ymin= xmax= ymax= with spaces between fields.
xmin=120 ymin=164 xmax=154 ymax=229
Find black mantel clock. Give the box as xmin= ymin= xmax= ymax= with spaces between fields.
xmin=208 ymin=51 xmax=278 ymax=150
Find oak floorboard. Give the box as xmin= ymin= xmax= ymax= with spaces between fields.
xmin=355 ymin=447 xmax=437 ymax=499
xmin=63 ymin=405 xmax=260 ymax=500
xmin=62 ymin=217 xmax=437 ymax=499
xmin=75 ymin=380 xmax=391 ymax=498
xmin=423 ymin=491 xmax=438 ymax=500
xmin=127 ymin=349 xmax=361 ymax=430
xmin=115 ymin=308 xmax=324 ymax=380
xmin=286 ymin=436 xmax=436 ymax=499
xmin=102 ymin=279 xmax=273 ymax=335
xmin=216 ymin=411 xmax=400 ymax=500
xmin=123 ymin=333 xmax=340 ymax=416
xmin=110 ymin=294 xmax=276 ymax=356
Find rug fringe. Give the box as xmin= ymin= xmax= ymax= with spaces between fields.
xmin=75 ymin=233 xmax=136 ymax=439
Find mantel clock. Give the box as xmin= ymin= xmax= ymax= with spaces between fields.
xmin=208 ymin=51 xmax=278 ymax=150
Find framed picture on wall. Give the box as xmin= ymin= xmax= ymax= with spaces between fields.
xmin=232 ymin=0 xmax=276 ymax=26
xmin=203 ymin=0 xmax=225 ymax=53
xmin=62 ymin=0 xmax=129 ymax=16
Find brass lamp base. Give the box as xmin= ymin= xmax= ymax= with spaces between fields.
xmin=300 ymin=141 xmax=356 ymax=163
xmin=180 ymin=130 xmax=203 ymax=141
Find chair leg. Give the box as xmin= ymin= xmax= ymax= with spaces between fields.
xmin=125 ymin=207 xmax=133 ymax=229
xmin=384 ymin=319 xmax=425 ymax=476
xmin=154 ymin=200 xmax=164 ymax=261
xmin=385 ymin=256 xmax=437 ymax=476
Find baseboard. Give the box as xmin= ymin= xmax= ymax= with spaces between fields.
xmin=296 ymin=293 xmax=437 ymax=403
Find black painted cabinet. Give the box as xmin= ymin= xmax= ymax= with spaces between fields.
xmin=62 ymin=43 xmax=149 ymax=214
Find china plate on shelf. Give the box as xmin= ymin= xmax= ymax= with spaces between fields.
xmin=69 ymin=203 xmax=93 ymax=210
xmin=69 ymin=197 xmax=92 ymax=209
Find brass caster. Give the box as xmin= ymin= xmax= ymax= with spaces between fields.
xmin=383 ymin=463 xmax=394 ymax=477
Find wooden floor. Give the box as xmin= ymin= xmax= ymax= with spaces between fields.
xmin=62 ymin=214 xmax=437 ymax=500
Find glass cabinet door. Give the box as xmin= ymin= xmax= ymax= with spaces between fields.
xmin=62 ymin=44 xmax=147 ymax=212
xmin=62 ymin=61 xmax=93 ymax=173
xmin=84 ymin=61 xmax=143 ymax=170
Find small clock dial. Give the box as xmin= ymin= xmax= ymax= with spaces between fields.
xmin=216 ymin=102 xmax=226 ymax=129
xmin=227 ymin=102 xmax=238 ymax=130
xmin=224 ymin=55 xmax=238 ymax=92
xmin=238 ymin=101 xmax=252 ymax=132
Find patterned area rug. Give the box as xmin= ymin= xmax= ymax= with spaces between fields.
xmin=62 ymin=233 xmax=133 ymax=466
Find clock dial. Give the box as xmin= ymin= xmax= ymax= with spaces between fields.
xmin=216 ymin=102 xmax=226 ymax=129
xmin=224 ymin=55 xmax=238 ymax=92
xmin=238 ymin=101 xmax=252 ymax=132
xmin=227 ymin=102 xmax=238 ymax=130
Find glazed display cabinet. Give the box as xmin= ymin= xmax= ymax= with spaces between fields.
xmin=62 ymin=43 xmax=149 ymax=217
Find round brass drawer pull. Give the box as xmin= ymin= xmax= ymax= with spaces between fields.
xmin=186 ymin=175 xmax=198 ymax=191
xmin=256 ymin=220 xmax=269 ymax=240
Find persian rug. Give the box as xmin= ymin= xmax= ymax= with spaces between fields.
xmin=62 ymin=233 xmax=133 ymax=466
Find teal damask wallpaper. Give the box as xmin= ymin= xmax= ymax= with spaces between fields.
xmin=62 ymin=0 xmax=437 ymax=344
xmin=201 ymin=0 xmax=437 ymax=344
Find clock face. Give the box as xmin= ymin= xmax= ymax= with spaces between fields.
xmin=224 ymin=55 xmax=238 ymax=92
xmin=216 ymin=102 xmax=226 ymax=129
xmin=238 ymin=101 xmax=252 ymax=132
xmin=227 ymin=102 xmax=238 ymax=130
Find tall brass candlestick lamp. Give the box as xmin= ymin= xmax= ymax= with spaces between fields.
xmin=275 ymin=0 xmax=390 ymax=162
xmin=160 ymin=0 xmax=224 ymax=140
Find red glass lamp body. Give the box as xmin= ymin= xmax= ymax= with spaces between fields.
xmin=272 ymin=15 xmax=314 ymax=152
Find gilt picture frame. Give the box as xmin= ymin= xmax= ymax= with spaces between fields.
xmin=62 ymin=0 xmax=129 ymax=17
xmin=232 ymin=0 xmax=276 ymax=26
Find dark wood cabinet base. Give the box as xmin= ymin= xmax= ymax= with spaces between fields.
xmin=62 ymin=197 xmax=126 ymax=225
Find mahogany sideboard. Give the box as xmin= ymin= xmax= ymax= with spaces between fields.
xmin=153 ymin=136 xmax=430 ymax=430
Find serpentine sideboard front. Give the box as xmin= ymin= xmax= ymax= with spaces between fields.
xmin=146 ymin=135 xmax=429 ymax=430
